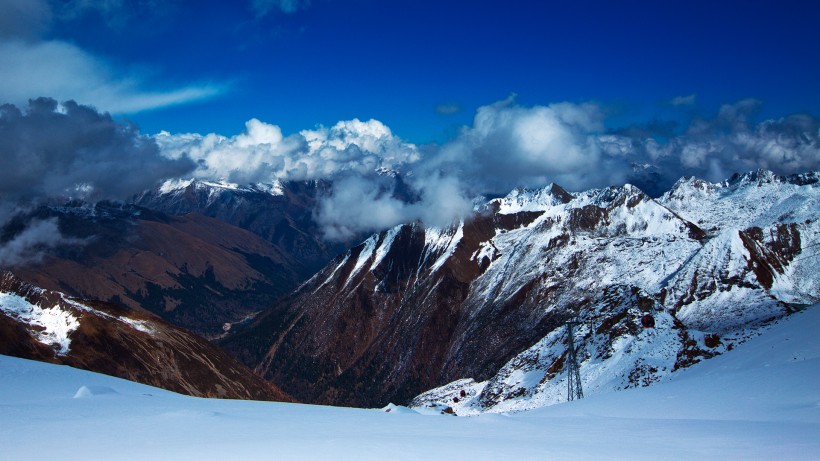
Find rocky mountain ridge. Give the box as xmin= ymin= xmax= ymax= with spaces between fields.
xmin=223 ymin=169 xmax=819 ymax=410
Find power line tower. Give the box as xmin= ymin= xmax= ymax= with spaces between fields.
xmin=565 ymin=320 xmax=584 ymax=401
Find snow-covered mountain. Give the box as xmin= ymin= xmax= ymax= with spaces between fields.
xmin=135 ymin=178 xmax=352 ymax=276
xmin=224 ymin=170 xmax=819 ymax=410
xmin=0 ymin=272 xmax=291 ymax=401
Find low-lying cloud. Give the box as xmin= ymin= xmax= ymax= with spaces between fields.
xmin=314 ymin=173 xmax=473 ymax=241
xmin=600 ymin=99 xmax=820 ymax=191
xmin=0 ymin=217 xmax=84 ymax=267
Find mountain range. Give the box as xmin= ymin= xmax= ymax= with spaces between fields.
xmin=223 ymin=169 xmax=818 ymax=409
xmin=1 ymin=169 xmax=817 ymax=410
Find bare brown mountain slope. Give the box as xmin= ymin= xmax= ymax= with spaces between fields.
xmin=0 ymin=272 xmax=292 ymax=401
xmin=9 ymin=202 xmax=304 ymax=337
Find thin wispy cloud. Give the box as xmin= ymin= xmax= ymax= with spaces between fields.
xmin=251 ymin=0 xmax=310 ymax=16
xmin=0 ymin=0 xmax=227 ymax=114
xmin=436 ymin=103 xmax=461 ymax=115
xmin=670 ymin=94 xmax=697 ymax=107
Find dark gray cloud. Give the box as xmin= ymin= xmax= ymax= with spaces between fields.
xmin=0 ymin=98 xmax=195 ymax=201
xmin=0 ymin=98 xmax=195 ymax=266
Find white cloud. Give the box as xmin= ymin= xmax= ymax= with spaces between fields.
xmin=314 ymin=173 xmax=473 ymax=241
xmin=156 ymin=118 xmax=420 ymax=184
xmin=0 ymin=40 xmax=224 ymax=113
xmin=434 ymin=98 xmax=622 ymax=192
xmin=157 ymin=116 xmax=472 ymax=240
xmin=0 ymin=0 xmax=225 ymax=114
xmin=0 ymin=217 xmax=83 ymax=267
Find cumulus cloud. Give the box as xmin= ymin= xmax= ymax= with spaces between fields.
xmin=157 ymin=117 xmax=419 ymax=184
xmin=432 ymin=98 xmax=626 ymax=193
xmin=156 ymin=116 xmax=471 ymax=240
xmin=314 ymin=99 xmax=819 ymax=238
xmin=0 ymin=0 xmax=226 ymax=114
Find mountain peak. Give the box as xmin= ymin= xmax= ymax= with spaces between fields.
xmin=491 ymin=183 xmax=573 ymax=214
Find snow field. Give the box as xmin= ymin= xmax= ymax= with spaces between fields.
xmin=2 ymin=304 xmax=818 ymax=460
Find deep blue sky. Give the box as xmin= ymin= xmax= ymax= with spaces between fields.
xmin=36 ymin=0 xmax=820 ymax=141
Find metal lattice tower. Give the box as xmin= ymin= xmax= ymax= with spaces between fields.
xmin=565 ymin=320 xmax=584 ymax=401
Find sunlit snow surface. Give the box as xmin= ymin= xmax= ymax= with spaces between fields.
xmin=0 ymin=291 xmax=156 ymax=355
xmin=0 ymin=292 xmax=78 ymax=355
xmin=2 ymin=305 xmax=818 ymax=460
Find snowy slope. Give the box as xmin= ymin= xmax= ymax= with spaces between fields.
xmin=410 ymin=171 xmax=818 ymax=413
xmin=2 ymin=305 xmax=818 ymax=460
xmin=659 ymin=170 xmax=820 ymax=330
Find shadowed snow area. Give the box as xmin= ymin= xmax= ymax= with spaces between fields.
xmin=1 ymin=305 xmax=818 ymax=460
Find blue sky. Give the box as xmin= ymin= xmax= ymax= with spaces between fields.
xmin=1 ymin=0 xmax=820 ymax=250
xmin=3 ymin=0 xmax=818 ymax=142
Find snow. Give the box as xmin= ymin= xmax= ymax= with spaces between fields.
xmin=370 ymin=225 xmax=401 ymax=271
xmin=492 ymin=185 xmax=568 ymax=214
xmin=346 ymin=234 xmax=378 ymax=284
xmin=156 ymin=178 xmax=286 ymax=197
xmin=158 ymin=178 xmax=195 ymax=194
xmin=424 ymin=222 xmax=464 ymax=274
xmin=118 ymin=317 xmax=155 ymax=334
xmin=1 ymin=305 xmax=818 ymax=460
xmin=0 ymin=292 xmax=79 ymax=355
xmin=659 ymin=171 xmax=819 ymax=232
